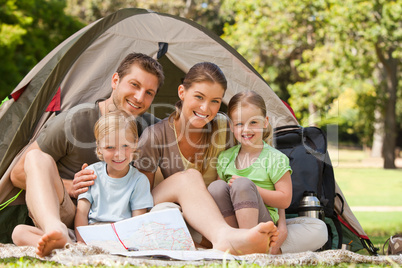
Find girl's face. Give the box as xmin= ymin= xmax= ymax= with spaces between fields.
xmin=178 ymin=81 xmax=224 ymax=129
xmin=98 ymin=128 xmax=136 ymax=178
xmin=230 ymin=104 xmax=269 ymax=148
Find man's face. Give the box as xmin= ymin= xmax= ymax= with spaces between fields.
xmin=111 ymin=64 xmax=159 ymax=116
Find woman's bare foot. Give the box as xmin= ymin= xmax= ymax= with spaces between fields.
xmin=36 ymin=230 xmax=69 ymax=257
xmin=214 ymin=221 xmax=278 ymax=255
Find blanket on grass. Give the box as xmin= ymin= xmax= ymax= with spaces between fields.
xmin=1 ymin=243 xmax=401 ymax=266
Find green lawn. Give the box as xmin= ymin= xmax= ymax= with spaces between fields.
xmin=334 ymin=168 xmax=402 ymax=206
xmin=333 ymin=150 xmax=402 ymax=256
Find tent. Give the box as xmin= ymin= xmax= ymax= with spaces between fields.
xmin=0 ymin=8 xmax=376 ymax=254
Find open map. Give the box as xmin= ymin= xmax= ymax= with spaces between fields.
xmin=77 ymin=208 xmax=196 ymax=253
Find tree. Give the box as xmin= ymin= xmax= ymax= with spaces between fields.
xmin=65 ymin=0 xmax=225 ymax=34
xmin=0 ymin=0 xmax=84 ymax=101
xmin=0 ymin=0 xmax=31 ymax=100
xmin=221 ymin=0 xmax=400 ymax=168
xmin=329 ymin=0 xmax=401 ymax=168
xmin=220 ymin=0 xmax=345 ymax=126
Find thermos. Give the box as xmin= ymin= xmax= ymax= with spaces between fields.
xmin=298 ymin=191 xmax=324 ymax=220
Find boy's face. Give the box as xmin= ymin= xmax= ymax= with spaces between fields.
xmin=98 ymin=129 xmax=136 ymax=178
xmin=111 ymin=64 xmax=159 ymax=117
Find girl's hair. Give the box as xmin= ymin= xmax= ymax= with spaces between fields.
xmin=171 ymin=62 xmax=227 ymax=175
xmin=227 ymin=91 xmax=273 ymax=145
xmin=94 ymin=110 xmax=138 ymax=161
xmin=116 ymin=52 xmax=165 ymax=91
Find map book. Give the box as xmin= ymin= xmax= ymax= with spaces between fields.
xmin=77 ymin=208 xmax=196 ymax=253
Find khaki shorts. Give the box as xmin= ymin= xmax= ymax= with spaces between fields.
xmin=29 ymin=181 xmax=76 ymax=230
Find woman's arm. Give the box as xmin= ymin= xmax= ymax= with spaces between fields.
xmin=74 ymin=199 xmax=91 ymax=243
xmin=257 ymin=171 xmax=292 ymax=209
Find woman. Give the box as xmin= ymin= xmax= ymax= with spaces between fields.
xmin=133 ymin=62 xmax=277 ymax=255
xmin=135 ymin=62 xmax=326 ymax=254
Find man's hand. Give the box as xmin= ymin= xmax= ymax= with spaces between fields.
xmin=70 ymin=163 xmax=96 ymax=199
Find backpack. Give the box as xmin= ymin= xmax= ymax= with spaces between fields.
xmin=273 ymin=125 xmax=378 ymax=255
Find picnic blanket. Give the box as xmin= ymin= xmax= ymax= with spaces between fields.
xmin=1 ymin=243 xmax=402 ymax=266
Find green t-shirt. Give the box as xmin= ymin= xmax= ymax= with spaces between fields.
xmin=216 ymin=141 xmax=292 ymax=223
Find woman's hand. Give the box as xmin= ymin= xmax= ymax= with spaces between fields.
xmin=70 ymin=163 xmax=96 ymax=199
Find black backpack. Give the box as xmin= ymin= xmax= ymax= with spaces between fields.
xmin=274 ymin=125 xmax=378 ymax=255
xmin=274 ymin=125 xmax=344 ymax=250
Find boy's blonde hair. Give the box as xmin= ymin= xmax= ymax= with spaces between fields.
xmin=94 ymin=110 xmax=138 ymax=160
xmin=227 ymin=91 xmax=273 ymax=145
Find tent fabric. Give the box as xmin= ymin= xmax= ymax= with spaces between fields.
xmin=0 ymin=8 xmax=296 ymax=181
xmin=0 ymin=8 xmax=370 ymax=250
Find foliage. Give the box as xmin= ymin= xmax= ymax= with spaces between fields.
xmin=0 ymin=0 xmax=84 ymax=101
xmin=1 ymin=0 xmax=400 ymax=155
xmin=65 ymin=0 xmax=226 ymax=34
xmin=220 ymin=0 xmax=401 ymax=159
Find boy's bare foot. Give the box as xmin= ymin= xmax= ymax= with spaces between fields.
xmin=36 ymin=230 xmax=68 ymax=257
xmin=214 ymin=221 xmax=278 ymax=255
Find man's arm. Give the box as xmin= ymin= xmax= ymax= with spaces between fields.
xmin=10 ymin=141 xmax=42 ymax=189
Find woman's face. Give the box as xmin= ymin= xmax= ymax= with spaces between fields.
xmin=178 ymin=81 xmax=224 ymax=129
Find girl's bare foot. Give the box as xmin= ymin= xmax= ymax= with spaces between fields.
xmin=36 ymin=230 xmax=68 ymax=257
xmin=214 ymin=221 xmax=278 ymax=255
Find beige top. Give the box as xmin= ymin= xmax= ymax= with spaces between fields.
xmin=135 ymin=113 xmax=230 ymax=186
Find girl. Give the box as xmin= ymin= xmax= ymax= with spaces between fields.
xmin=208 ymin=91 xmax=292 ymax=230
xmin=74 ymin=110 xmax=153 ymax=242
xmin=209 ymin=91 xmax=328 ymax=254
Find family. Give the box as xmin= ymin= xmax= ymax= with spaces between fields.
xmin=9 ymin=53 xmax=328 ymax=257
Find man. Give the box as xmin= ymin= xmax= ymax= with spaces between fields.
xmin=10 ymin=53 xmax=164 ymax=257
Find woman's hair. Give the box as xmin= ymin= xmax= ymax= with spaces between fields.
xmin=116 ymin=52 xmax=165 ymax=91
xmin=227 ymin=91 xmax=273 ymax=145
xmin=94 ymin=110 xmax=138 ymax=161
xmin=171 ymin=62 xmax=227 ymax=175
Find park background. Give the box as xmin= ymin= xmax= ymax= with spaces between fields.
xmin=1 ymin=0 xmax=401 ymax=256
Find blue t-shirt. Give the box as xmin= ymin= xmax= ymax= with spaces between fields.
xmin=78 ymin=161 xmax=154 ymax=224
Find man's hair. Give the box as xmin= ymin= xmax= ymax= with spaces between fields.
xmin=116 ymin=53 xmax=165 ymax=90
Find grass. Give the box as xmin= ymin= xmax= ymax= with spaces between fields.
xmin=334 ymin=168 xmax=402 ymax=206
xmin=332 ymin=149 xmax=402 ymax=256
xmin=1 ymin=149 xmax=400 ymax=267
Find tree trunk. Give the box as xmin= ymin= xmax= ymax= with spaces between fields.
xmin=375 ymin=44 xmax=398 ymax=169
xmin=308 ymin=101 xmax=318 ymax=127
xmin=371 ymin=107 xmax=384 ymax=158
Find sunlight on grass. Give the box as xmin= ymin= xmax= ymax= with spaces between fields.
xmin=329 ymin=148 xmax=368 ymax=166
xmin=334 ymin=168 xmax=402 ymax=206
xmin=354 ymin=212 xmax=402 ymax=236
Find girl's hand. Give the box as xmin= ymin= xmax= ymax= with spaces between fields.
xmin=228 ymin=175 xmax=242 ymax=186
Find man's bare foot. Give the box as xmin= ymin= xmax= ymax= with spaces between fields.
xmin=214 ymin=221 xmax=278 ymax=255
xmin=36 ymin=230 xmax=68 ymax=257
